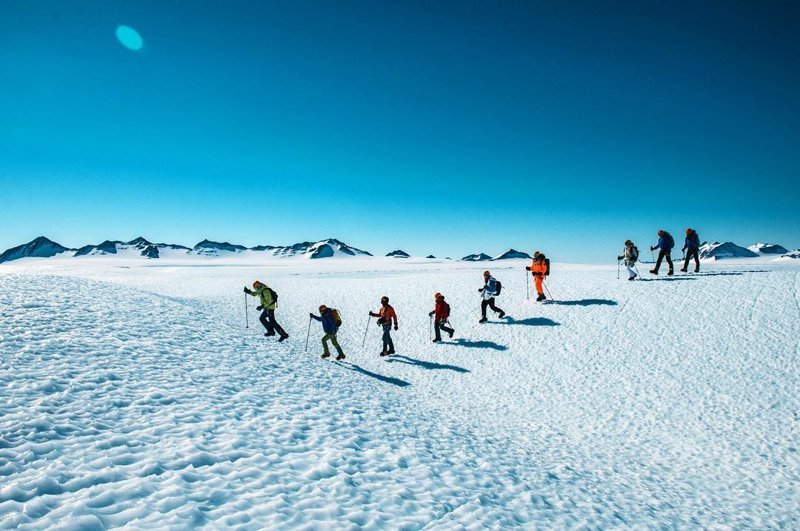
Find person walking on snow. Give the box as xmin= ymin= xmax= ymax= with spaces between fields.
xmin=244 ymin=281 xmax=289 ymax=341
xmin=681 ymin=228 xmax=701 ymax=273
xmin=526 ymin=252 xmax=550 ymax=301
xmin=429 ymin=292 xmax=455 ymax=342
xmin=649 ymin=230 xmax=675 ymax=276
xmin=618 ymin=240 xmax=639 ymax=280
xmin=310 ymin=305 xmax=345 ymax=360
xmin=369 ymin=296 xmax=398 ymax=356
xmin=479 ymin=271 xmax=505 ymax=323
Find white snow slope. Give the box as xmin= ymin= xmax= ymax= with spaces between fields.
xmin=1 ymin=257 xmax=799 ymax=528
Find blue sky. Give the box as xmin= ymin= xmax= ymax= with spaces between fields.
xmin=1 ymin=1 xmax=798 ymax=262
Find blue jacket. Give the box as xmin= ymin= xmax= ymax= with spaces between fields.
xmin=683 ymin=232 xmax=700 ymax=251
xmin=312 ymin=309 xmax=338 ymax=334
xmin=655 ymin=233 xmax=674 ymax=251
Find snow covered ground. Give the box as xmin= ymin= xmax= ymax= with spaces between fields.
xmin=1 ymin=256 xmax=799 ymax=528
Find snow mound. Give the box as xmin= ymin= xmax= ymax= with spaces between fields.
xmin=698 ymin=241 xmax=759 ymax=260
xmin=775 ymin=250 xmax=800 ymax=261
xmin=0 ymin=236 xmax=71 ymax=263
xmin=748 ymin=242 xmax=789 ymax=255
xmin=386 ymin=250 xmax=410 ymax=258
xmin=462 ymin=253 xmax=492 ymax=262
xmin=493 ymin=249 xmax=532 ymax=260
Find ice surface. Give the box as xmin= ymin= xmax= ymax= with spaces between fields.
xmin=1 ymin=257 xmax=798 ymax=528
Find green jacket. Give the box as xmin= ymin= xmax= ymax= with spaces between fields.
xmin=246 ymin=285 xmax=276 ymax=310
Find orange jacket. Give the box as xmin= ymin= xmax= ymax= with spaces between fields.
xmin=530 ymin=260 xmax=547 ymax=277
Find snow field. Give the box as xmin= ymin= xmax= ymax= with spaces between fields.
xmin=1 ymin=259 xmax=799 ymax=528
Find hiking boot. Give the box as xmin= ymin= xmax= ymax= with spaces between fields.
xmin=336 ymin=353 xmax=345 ymax=361
xmin=498 ymin=311 xmax=506 ymax=318
xmin=649 ymin=269 xmax=658 ymax=275
xmin=387 ymin=348 xmax=395 ymax=355
xmin=264 ymin=332 xmax=275 ymax=337
xmin=432 ymin=338 xmax=441 ymax=343
xmin=447 ymin=329 xmax=455 ymax=338
xmin=628 ymin=276 xmax=636 ymax=281
xmin=680 ymin=268 xmax=687 ymax=273
xmin=479 ymin=317 xmax=488 ymax=323
xmin=536 ymin=294 xmax=546 ymax=302
xmin=321 ymin=352 xmax=331 ymax=359
xmin=668 ymin=270 xmax=674 ymax=276
xmin=380 ymin=351 xmax=389 ymax=357
xmin=278 ymin=334 xmax=289 ymax=342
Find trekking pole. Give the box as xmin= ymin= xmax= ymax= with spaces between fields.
xmin=525 ymin=270 xmax=530 ymax=300
xmin=361 ymin=316 xmax=371 ymax=348
xmin=429 ymin=314 xmax=433 ymax=340
xmin=304 ymin=315 xmax=312 ymax=352
xmin=617 ymin=260 xmax=620 ymax=280
xmin=244 ymin=292 xmax=249 ymax=329
xmin=543 ymin=280 xmax=553 ymax=301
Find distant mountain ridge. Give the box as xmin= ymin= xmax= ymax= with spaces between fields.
xmin=0 ymin=236 xmax=372 ymax=263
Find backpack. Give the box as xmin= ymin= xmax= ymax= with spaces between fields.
xmin=331 ymin=308 xmax=342 ymax=328
xmin=544 ymin=258 xmax=551 ymax=276
xmin=495 ymin=280 xmax=502 ymax=296
xmin=267 ymin=287 xmax=278 ymax=303
xmin=630 ymin=246 xmax=639 ymax=262
xmin=664 ymin=233 xmax=675 ymax=249
xmin=444 ymin=302 xmax=451 ymax=318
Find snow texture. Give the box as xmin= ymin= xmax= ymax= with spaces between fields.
xmin=1 ymin=257 xmax=799 ymax=528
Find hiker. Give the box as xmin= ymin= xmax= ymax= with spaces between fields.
xmin=478 ymin=271 xmax=505 ymax=323
xmin=244 ymin=281 xmax=289 ymax=341
xmin=310 ymin=305 xmax=345 ymax=360
xmin=681 ymin=228 xmax=701 ymax=273
xmin=649 ymin=230 xmax=675 ymax=276
xmin=369 ymin=296 xmax=398 ymax=356
xmin=617 ymin=240 xmax=639 ymax=280
xmin=525 ymin=251 xmax=550 ymax=301
xmin=428 ymin=292 xmax=454 ymax=342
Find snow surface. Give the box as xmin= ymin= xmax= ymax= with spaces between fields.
xmin=1 ymin=256 xmax=799 ymax=528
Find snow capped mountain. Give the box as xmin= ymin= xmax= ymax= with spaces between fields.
xmin=74 ymin=238 xmax=190 ymax=258
xmin=699 ymin=241 xmax=759 ymax=260
xmin=493 ymin=249 xmax=532 ymax=260
xmin=252 ymin=239 xmax=372 ymax=259
xmin=0 ymin=236 xmax=71 ymax=263
xmin=386 ymin=250 xmax=410 ymax=258
xmin=426 ymin=255 xmax=436 ymax=259
xmin=748 ymin=242 xmax=789 ymax=255
xmin=462 ymin=253 xmax=492 ymax=262
xmin=192 ymin=240 xmax=248 ymax=255
xmin=775 ymin=249 xmax=800 ymax=261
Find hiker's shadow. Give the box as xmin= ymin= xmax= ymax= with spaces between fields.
xmin=386 ymin=355 xmax=469 ymax=373
xmin=544 ymin=299 xmax=618 ymax=306
xmin=453 ymin=339 xmax=507 ymax=351
xmin=490 ymin=317 xmax=560 ymax=326
xmin=636 ymin=277 xmax=694 ymax=282
xmin=333 ymin=361 xmax=411 ymax=387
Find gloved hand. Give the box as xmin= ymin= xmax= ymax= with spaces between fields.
xmin=257 ymin=306 xmax=263 ymax=311
xmin=243 ymin=287 xmax=248 ymax=293
xmin=617 ymin=256 xmax=623 ymax=261
xmin=650 ymin=246 xmax=656 ymax=251
xmin=429 ymin=311 xmax=435 ymax=316
xmin=478 ymin=288 xmax=484 ymax=292
xmin=525 ymin=266 xmax=531 ymax=271
xmin=309 ymin=312 xmax=315 ymax=318
xmin=394 ymin=325 xmax=398 ymax=331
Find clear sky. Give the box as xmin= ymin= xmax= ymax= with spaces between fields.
xmin=1 ymin=1 xmax=798 ymax=262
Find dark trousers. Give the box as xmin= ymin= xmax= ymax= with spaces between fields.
xmin=683 ymin=249 xmax=700 ymax=271
xmin=654 ymin=250 xmax=673 ymax=272
xmin=434 ymin=320 xmax=454 ymax=341
xmin=481 ymin=298 xmax=503 ymax=318
xmin=381 ymin=325 xmax=394 ymax=352
xmin=259 ymin=309 xmax=287 ymax=337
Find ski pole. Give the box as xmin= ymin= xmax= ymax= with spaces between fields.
xmin=244 ymin=292 xmax=249 ymax=329
xmin=304 ymin=315 xmax=312 ymax=352
xmin=361 ymin=316 xmax=371 ymax=348
xmin=429 ymin=314 xmax=433 ymax=340
xmin=543 ymin=280 xmax=553 ymax=301
xmin=525 ymin=270 xmax=530 ymax=300
xmin=617 ymin=259 xmax=620 ymax=280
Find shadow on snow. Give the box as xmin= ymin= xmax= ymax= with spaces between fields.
xmin=452 ymin=338 xmax=508 ymax=351
xmin=542 ymin=299 xmax=618 ymax=306
xmin=333 ymin=361 xmax=411 ymax=387
xmin=635 ymin=277 xmax=695 ymax=282
xmin=489 ymin=317 xmax=560 ymax=327
xmin=385 ymin=355 xmax=469 ymax=373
